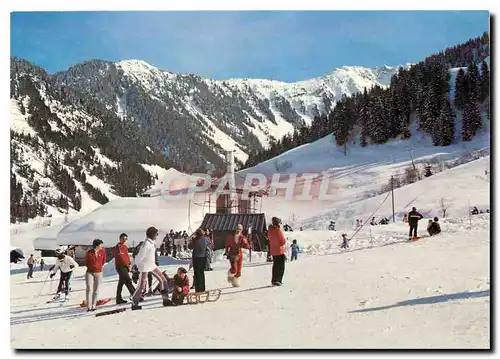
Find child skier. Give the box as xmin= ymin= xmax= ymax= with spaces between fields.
xmin=50 ymin=248 xmax=79 ymax=301
xmin=290 ymin=239 xmax=299 ymax=261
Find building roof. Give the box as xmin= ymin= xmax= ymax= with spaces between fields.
xmin=200 ymin=213 xmax=267 ymax=232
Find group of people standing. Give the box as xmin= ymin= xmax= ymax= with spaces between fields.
xmin=45 ymin=216 xmax=297 ymax=311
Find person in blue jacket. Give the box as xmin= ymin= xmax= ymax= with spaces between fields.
xmin=290 ymin=239 xmax=299 ymax=261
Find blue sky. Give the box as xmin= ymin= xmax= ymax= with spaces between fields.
xmin=11 ymin=11 xmax=489 ymax=82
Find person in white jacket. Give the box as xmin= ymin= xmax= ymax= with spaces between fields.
xmin=131 ymin=227 xmax=169 ymax=310
xmin=50 ymin=248 xmax=79 ymax=300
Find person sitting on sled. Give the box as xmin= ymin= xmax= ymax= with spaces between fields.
xmin=224 ymin=223 xmax=250 ymax=279
xmin=170 ymin=267 xmax=190 ymax=306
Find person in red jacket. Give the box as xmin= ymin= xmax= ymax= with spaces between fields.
xmin=224 ymin=223 xmax=250 ymax=278
xmin=113 ymin=233 xmax=136 ymax=304
xmin=84 ymin=239 xmax=106 ymax=312
xmin=268 ymin=217 xmax=287 ymax=286
xmin=169 ymin=267 xmax=190 ymax=306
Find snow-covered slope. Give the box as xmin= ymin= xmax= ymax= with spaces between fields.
xmin=10 ymin=213 xmax=489 ymax=348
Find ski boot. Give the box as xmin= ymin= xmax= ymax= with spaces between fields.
xmin=131 ymin=300 xmax=142 ymax=310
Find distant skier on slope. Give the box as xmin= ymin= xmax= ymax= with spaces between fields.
xmin=224 ymin=224 xmax=250 ymax=284
xmin=130 ymin=227 xmax=169 ymax=310
xmin=290 ymin=239 xmax=300 ymax=261
xmin=407 ymin=207 xmax=424 ymax=240
xmin=340 ymin=233 xmax=350 ymax=250
xmin=268 ymin=217 xmax=287 ymax=286
xmin=49 ymin=249 xmax=79 ymax=301
xmin=328 ymin=221 xmax=336 ymax=230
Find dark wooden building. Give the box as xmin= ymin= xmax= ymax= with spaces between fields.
xmin=200 ymin=213 xmax=267 ymax=252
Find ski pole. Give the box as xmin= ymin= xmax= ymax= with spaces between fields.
xmin=35 ymin=272 xmax=51 ymax=299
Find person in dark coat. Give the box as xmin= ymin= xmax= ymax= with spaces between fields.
xmin=408 ymin=207 xmax=424 ymax=240
xmin=188 ymin=228 xmax=210 ymax=292
xmin=428 ymin=217 xmax=442 ymax=236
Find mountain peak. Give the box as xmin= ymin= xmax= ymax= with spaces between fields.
xmin=117 ymin=59 xmax=160 ymax=72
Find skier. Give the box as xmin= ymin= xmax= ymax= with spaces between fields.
xmin=84 ymin=239 xmax=106 ymax=312
xmin=131 ymin=227 xmax=169 ymax=310
xmin=290 ymin=239 xmax=299 ymax=261
xmin=340 ymin=233 xmax=350 ymax=249
xmin=224 ymin=224 xmax=250 ymax=282
xmin=268 ymin=217 xmax=286 ymax=286
xmin=328 ymin=221 xmax=336 ymax=231
xmin=40 ymin=258 xmax=45 ymax=271
xmin=283 ymin=224 xmax=293 ymax=232
xmin=168 ymin=267 xmax=190 ymax=306
xmin=113 ymin=233 xmax=136 ymax=304
xmin=188 ymin=228 xmax=210 ymax=292
xmin=27 ymin=254 xmax=35 ymax=279
xmin=407 ymin=207 xmax=424 ymax=240
xmin=427 ymin=217 xmax=442 ymax=236
xmin=370 ymin=217 xmax=377 ymax=226
xmin=50 ymin=248 xmax=79 ymax=301
xmin=471 ymin=206 xmax=479 ymax=215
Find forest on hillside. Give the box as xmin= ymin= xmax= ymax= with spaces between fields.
xmin=243 ymin=32 xmax=490 ymax=169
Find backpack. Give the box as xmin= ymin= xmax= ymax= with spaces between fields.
xmin=133 ymin=241 xmax=144 ymax=258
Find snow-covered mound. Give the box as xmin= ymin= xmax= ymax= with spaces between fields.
xmin=56 ymin=194 xmax=206 ymax=248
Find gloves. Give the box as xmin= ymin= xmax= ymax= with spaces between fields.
xmin=50 ymin=273 xmax=55 ymax=279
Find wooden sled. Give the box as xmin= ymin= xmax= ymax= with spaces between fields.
xmin=185 ymin=289 xmax=222 ymax=304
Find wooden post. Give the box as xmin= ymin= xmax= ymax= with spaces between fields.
xmin=248 ymin=223 xmax=253 ymax=263
xmin=391 ymin=175 xmax=395 ymax=223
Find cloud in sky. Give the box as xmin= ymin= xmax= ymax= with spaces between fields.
xmin=11 ymin=11 xmax=489 ymax=82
